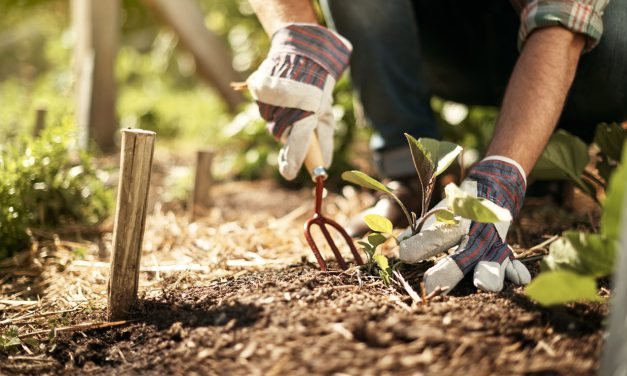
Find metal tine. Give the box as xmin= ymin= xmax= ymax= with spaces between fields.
xmin=318 ymin=223 xmax=349 ymax=270
xmin=325 ymin=218 xmax=364 ymax=265
xmin=304 ymin=221 xmax=328 ymax=271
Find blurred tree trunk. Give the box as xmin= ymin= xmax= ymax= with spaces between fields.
xmin=142 ymin=0 xmax=244 ymax=112
xmin=71 ymin=0 xmax=119 ymax=152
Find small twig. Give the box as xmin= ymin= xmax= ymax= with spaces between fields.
xmin=0 ymin=308 xmax=79 ymax=325
xmin=582 ymin=170 xmax=605 ymax=189
xmin=419 ymin=282 xmax=427 ymax=305
xmin=0 ymin=300 xmax=39 ymax=307
xmin=392 ymin=271 xmax=422 ymax=304
xmin=426 ymin=286 xmax=448 ymax=300
xmin=19 ymin=320 xmax=134 ymax=339
xmin=516 ymin=235 xmax=559 ymax=259
xmin=8 ymin=356 xmax=53 ymax=363
xmin=519 ymin=254 xmax=546 ymax=264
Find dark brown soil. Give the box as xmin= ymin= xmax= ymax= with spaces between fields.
xmin=2 ymin=262 xmax=606 ymax=376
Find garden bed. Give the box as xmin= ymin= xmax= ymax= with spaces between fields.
xmin=0 ymin=172 xmax=607 ymax=375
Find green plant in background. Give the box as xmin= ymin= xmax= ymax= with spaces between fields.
xmin=343 ymin=134 xmax=512 ymax=281
xmin=0 ymin=122 xmax=112 ymax=259
xmin=526 ymin=138 xmax=626 ymax=306
xmin=531 ymin=123 xmax=626 ymax=202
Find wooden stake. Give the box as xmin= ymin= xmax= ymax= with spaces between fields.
xmin=190 ymin=149 xmax=214 ymax=220
xmin=33 ymin=107 xmax=47 ymax=137
xmin=108 ymin=129 xmax=155 ymax=321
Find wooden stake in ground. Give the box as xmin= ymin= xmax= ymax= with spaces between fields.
xmin=190 ymin=149 xmax=214 ymax=220
xmin=33 ymin=107 xmax=47 ymax=137
xmin=108 ymin=129 xmax=156 ymax=321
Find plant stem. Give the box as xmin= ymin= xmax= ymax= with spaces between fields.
xmin=388 ymin=192 xmax=413 ymax=230
xmin=414 ymin=207 xmax=455 ymax=234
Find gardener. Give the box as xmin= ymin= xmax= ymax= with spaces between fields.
xmin=244 ymin=0 xmax=626 ymax=294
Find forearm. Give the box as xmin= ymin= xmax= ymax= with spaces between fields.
xmin=486 ymin=27 xmax=586 ymax=174
xmin=248 ymin=0 xmax=318 ymax=36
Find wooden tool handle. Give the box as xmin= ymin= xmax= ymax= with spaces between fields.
xmin=304 ymin=133 xmax=327 ymax=179
xmin=230 ymin=82 xmax=248 ymax=92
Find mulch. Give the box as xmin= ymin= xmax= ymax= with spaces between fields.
xmin=0 ymin=156 xmax=608 ymax=375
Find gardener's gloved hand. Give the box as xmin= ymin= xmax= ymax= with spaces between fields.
xmin=246 ymin=24 xmax=352 ymax=180
xmin=400 ymin=156 xmax=531 ymax=294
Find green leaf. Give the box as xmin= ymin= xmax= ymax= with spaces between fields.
xmin=342 ymin=170 xmax=413 ymax=226
xmin=373 ymin=254 xmax=389 ymax=271
xmin=405 ymin=133 xmax=434 ymax=202
xmin=434 ymin=209 xmax=459 ymax=224
xmin=373 ymin=254 xmax=391 ymax=285
xmin=444 ymin=183 xmax=512 ymax=223
xmin=526 ymin=270 xmax=600 ymax=306
xmin=364 ymin=214 xmax=393 ymax=234
xmin=594 ymin=123 xmax=626 ymax=162
xmin=357 ymin=241 xmax=373 ymax=252
xmin=530 ymin=130 xmax=593 ymax=196
xmin=564 ymin=231 xmax=616 ymax=277
xmin=367 ymin=232 xmax=387 ymax=248
xmin=341 ymin=170 xmax=393 ymax=195
xmin=542 ymin=236 xmax=585 ymax=273
xmin=601 ymin=142 xmax=627 ymax=240
xmin=543 ymin=232 xmax=617 ymax=277
xmin=406 ymin=134 xmax=462 ymax=178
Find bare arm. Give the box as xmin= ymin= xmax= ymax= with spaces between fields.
xmin=248 ymin=0 xmax=318 ymax=36
xmin=486 ymin=27 xmax=586 ymax=174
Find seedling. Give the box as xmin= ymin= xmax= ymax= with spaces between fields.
xmin=342 ymin=133 xmax=511 ymax=280
xmin=357 ymin=215 xmax=396 ymax=285
xmin=343 ymin=133 xmax=510 ymax=233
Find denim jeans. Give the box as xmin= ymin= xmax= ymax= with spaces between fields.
xmin=321 ymin=0 xmax=627 ymax=179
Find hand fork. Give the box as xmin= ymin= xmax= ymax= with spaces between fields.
xmin=303 ymin=134 xmax=364 ymax=271
xmin=228 ymin=82 xmax=362 ymax=270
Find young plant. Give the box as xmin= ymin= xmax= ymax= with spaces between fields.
xmin=531 ymin=123 xmax=627 ymax=202
xmin=357 ymin=214 xmax=396 ymax=285
xmin=526 ymin=140 xmax=626 ymax=305
xmin=342 ymin=133 xmax=511 ymax=239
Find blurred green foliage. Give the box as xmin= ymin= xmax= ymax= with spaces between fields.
xmin=0 ymin=122 xmax=112 ymax=258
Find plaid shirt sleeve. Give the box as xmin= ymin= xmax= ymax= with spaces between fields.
xmin=511 ymin=0 xmax=610 ymax=52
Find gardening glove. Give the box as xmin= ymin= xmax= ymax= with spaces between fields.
xmin=401 ymin=156 xmax=531 ymax=294
xmin=246 ymin=24 xmax=352 ymax=180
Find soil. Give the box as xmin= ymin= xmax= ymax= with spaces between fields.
xmin=5 ymin=265 xmax=607 ymax=376
xmin=0 ymin=167 xmax=608 ymax=375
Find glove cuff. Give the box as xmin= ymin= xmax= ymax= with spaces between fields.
xmin=269 ymin=24 xmax=352 ymax=79
xmin=467 ymin=156 xmax=527 ymax=217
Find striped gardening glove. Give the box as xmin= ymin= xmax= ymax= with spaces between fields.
xmin=399 ymin=156 xmax=531 ymax=294
xmin=246 ymin=24 xmax=352 ymax=180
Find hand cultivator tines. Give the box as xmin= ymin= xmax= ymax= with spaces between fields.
xmin=303 ymin=136 xmax=364 ymax=271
